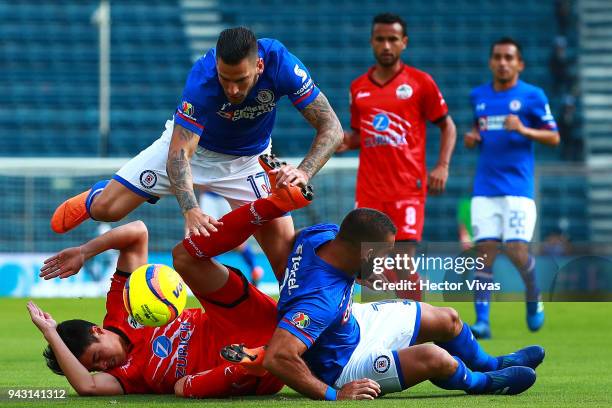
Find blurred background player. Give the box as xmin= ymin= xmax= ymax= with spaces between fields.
xmin=465 ymin=37 xmax=560 ymax=338
xmin=28 ymin=220 xmax=283 ymax=398
xmin=337 ymin=13 xmax=456 ymax=299
xmin=199 ymin=190 xmax=264 ymax=286
xmin=51 ymin=26 xmax=341 ymax=280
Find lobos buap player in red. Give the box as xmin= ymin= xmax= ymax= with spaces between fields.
xmin=338 ymin=13 xmax=457 ymax=299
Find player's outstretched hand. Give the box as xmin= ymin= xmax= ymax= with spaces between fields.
xmin=464 ymin=129 xmax=481 ymax=148
xmin=337 ymin=378 xmax=381 ymax=400
xmin=184 ymin=208 xmax=223 ymax=238
xmin=27 ymin=301 xmax=57 ymax=334
xmin=272 ymin=164 xmax=310 ymax=188
xmin=428 ymin=164 xmax=449 ymax=195
xmin=40 ymin=246 xmax=85 ymax=280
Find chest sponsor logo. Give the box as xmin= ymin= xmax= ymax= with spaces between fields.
xmin=478 ymin=115 xmax=507 ymax=131
xmin=175 ymin=321 xmax=193 ymax=378
xmin=372 ymin=113 xmax=390 ymax=131
xmin=294 ymin=64 xmax=308 ymax=83
xmin=396 ymin=84 xmax=413 ymax=100
xmin=256 ymin=89 xmax=274 ymax=104
xmin=152 ymin=335 xmax=172 ymax=359
xmin=292 ymin=312 xmax=310 ymax=329
xmin=373 ymin=355 xmax=391 ymax=373
xmin=216 ymin=98 xmax=276 ymax=121
xmin=509 ymin=99 xmax=522 ymax=112
xmin=362 ymin=109 xmax=410 ymax=148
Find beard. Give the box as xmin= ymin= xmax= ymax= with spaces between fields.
xmin=375 ymin=53 xmax=399 ymax=67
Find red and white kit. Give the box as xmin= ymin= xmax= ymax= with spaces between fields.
xmin=350 ymin=64 xmax=448 ymax=240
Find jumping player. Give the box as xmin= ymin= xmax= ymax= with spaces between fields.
xmin=337 ymin=13 xmax=456 ymax=299
xmin=51 ymin=26 xmax=341 ymax=279
xmin=465 ymin=37 xmax=559 ymax=338
xmin=28 ymin=220 xmax=284 ymax=397
xmin=170 ymin=157 xmax=545 ymax=400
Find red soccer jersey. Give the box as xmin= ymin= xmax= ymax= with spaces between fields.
xmin=350 ymin=64 xmax=448 ymax=203
xmin=103 ymin=274 xmax=226 ymax=394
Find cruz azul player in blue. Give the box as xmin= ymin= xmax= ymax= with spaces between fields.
xmin=464 ymin=38 xmax=560 ymax=339
xmin=214 ymin=207 xmax=545 ymax=400
xmin=51 ymin=27 xmax=342 ymax=280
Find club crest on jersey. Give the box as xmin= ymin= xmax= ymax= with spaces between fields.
xmin=256 ymin=89 xmax=274 ymax=104
xmin=139 ymin=170 xmax=157 ymax=189
xmin=372 ymin=113 xmax=390 ymax=131
xmin=509 ymin=99 xmax=522 ymax=112
xmin=373 ymin=355 xmax=391 ymax=373
xmin=181 ymin=101 xmax=195 ymax=117
xmin=396 ymin=84 xmax=413 ymax=100
xmin=152 ymin=335 xmax=172 ymax=359
xmin=292 ymin=312 xmax=310 ymax=329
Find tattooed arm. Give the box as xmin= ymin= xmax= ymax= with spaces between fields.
xmin=274 ymin=92 xmax=343 ymax=187
xmin=167 ymin=123 xmax=221 ymax=237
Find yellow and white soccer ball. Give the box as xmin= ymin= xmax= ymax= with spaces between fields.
xmin=123 ymin=264 xmax=187 ymax=327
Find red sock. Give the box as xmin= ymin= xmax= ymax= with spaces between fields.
xmin=183 ymin=198 xmax=284 ymax=259
xmin=386 ymin=268 xmax=422 ymax=301
xmin=181 ymin=362 xmax=257 ymax=398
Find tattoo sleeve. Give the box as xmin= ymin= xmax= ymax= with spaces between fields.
xmin=298 ymin=92 xmax=344 ymax=179
xmin=167 ymin=126 xmax=199 ymax=213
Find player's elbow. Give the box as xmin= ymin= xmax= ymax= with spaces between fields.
xmin=262 ymin=347 xmax=296 ymax=375
xmin=74 ymin=383 xmax=97 ymax=396
xmin=550 ymin=132 xmax=561 ymax=146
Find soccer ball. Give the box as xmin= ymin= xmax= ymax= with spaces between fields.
xmin=123 ymin=264 xmax=187 ymax=327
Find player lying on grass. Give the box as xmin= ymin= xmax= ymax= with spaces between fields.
xmin=171 ymin=156 xmax=546 ymax=400
xmin=27 ymin=218 xmax=286 ymax=398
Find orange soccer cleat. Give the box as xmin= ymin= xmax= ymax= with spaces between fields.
xmin=50 ymin=189 xmax=91 ymax=233
xmin=220 ymin=344 xmax=267 ymax=377
xmin=258 ymin=154 xmax=314 ymax=212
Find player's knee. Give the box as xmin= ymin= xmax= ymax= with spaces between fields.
xmin=444 ymin=307 xmax=462 ymax=337
xmin=431 ymin=306 xmax=462 ymax=340
xmin=174 ymin=376 xmax=186 ymax=397
xmin=172 ymin=243 xmax=191 ymax=274
xmin=89 ymin=196 xmax=122 ymax=221
xmin=424 ymin=345 xmax=457 ymax=377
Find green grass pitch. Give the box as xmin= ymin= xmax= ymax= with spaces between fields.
xmin=1 ymin=298 xmax=611 ymax=407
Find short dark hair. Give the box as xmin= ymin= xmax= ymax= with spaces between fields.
xmin=490 ymin=37 xmax=523 ymax=60
xmin=337 ymin=208 xmax=397 ymax=246
xmin=43 ymin=319 xmax=97 ymax=376
xmin=216 ymin=27 xmax=258 ymax=65
xmin=372 ymin=13 xmax=407 ymax=37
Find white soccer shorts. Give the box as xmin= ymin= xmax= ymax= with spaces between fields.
xmin=114 ymin=118 xmax=272 ymax=208
xmin=334 ymin=300 xmax=421 ymax=394
xmin=471 ymin=196 xmax=537 ymax=242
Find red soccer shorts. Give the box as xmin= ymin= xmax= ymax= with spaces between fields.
xmin=357 ymin=196 xmax=426 ymax=241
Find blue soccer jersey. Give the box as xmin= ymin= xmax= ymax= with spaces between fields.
xmin=277 ymin=224 xmax=360 ymax=386
xmin=470 ymin=80 xmax=557 ymax=198
xmin=174 ymin=38 xmax=320 ymax=156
